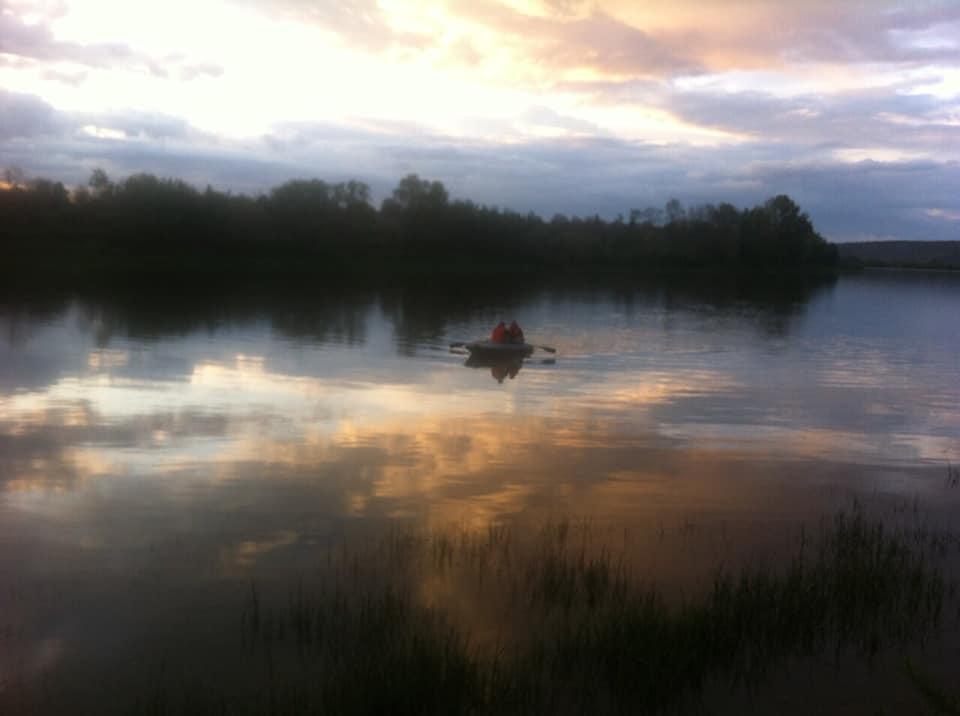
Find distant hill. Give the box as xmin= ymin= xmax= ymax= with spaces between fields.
xmin=838 ymin=241 xmax=960 ymax=269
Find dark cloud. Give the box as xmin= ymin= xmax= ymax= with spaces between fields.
xmin=746 ymin=159 xmax=960 ymax=241
xmin=663 ymin=87 xmax=960 ymax=154
xmin=0 ymin=90 xmax=203 ymax=158
xmin=93 ymin=111 xmax=194 ymax=141
xmin=0 ymin=89 xmax=64 ymax=139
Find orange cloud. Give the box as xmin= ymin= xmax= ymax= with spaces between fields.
xmin=244 ymin=1 xmax=960 ymax=88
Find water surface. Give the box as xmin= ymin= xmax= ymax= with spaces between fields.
xmin=1 ymin=271 xmax=958 ymax=710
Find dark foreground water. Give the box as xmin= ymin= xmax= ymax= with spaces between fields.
xmin=1 ymin=270 xmax=958 ymax=713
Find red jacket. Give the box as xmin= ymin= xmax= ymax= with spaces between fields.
xmin=507 ymin=321 xmax=524 ymax=343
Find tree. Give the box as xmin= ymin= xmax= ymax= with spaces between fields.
xmin=269 ymin=179 xmax=332 ymax=209
xmin=765 ymin=195 xmax=805 ymax=229
xmin=72 ymin=185 xmax=92 ymax=204
xmin=630 ymin=207 xmax=664 ymax=226
xmin=385 ymin=174 xmax=448 ymax=212
xmin=765 ymin=195 xmax=816 ymax=263
xmin=332 ymin=180 xmax=371 ymax=209
xmin=28 ymin=178 xmax=69 ymax=205
xmin=3 ymin=166 xmax=26 ymax=188
xmin=665 ymin=198 xmax=685 ymax=224
xmin=89 ymin=168 xmax=113 ymax=198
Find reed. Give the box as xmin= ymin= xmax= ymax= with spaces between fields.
xmin=222 ymin=503 xmax=954 ymax=715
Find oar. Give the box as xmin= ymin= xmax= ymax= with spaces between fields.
xmin=533 ymin=344 xmax=557 ymax=353
xmin=449 ymin=341 xmax=467 ymax=349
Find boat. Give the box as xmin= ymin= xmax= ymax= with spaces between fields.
xmin=463 ymin=341 xmax=534 ymax=359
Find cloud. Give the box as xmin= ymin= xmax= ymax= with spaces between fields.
xmin=745 ymin=158 xmax=960 ymax=241
xmin=0 ymin=2 xmax=224 ymax=80
xmin=0 ymin=89 xmax=206 ymax=147
xmin=460 ymin=3 xmax=703 ymax=78
xmin=662 ymin=87 xmax=960 ymax=157
xmin=234 ymin=0 xmax=960 ymax=86
xmin=40 ymin=67 xmax=87 ymax=84
xmin=599 ymin=0 xmax=960 ymax=70
xmin=90 ymin=111 xmax=193 ymax=141
xmin=0 ymin=88 xmax=64 ymax=138
xmin=518 ymin=106 xmax=605 ymax=136
xmin=177 ymin=61 xmax=224 ymax=81
xmin=555 ymin=77 xmax=960 ymax=164
xmin=234 ymin=0 xmax=429 ymax=52
xmin=0 ymin=4 xmax=163 ymax=74
xmin=236 ymin=0 xmax=701 ymax=79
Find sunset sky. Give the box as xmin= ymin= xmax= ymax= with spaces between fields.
xmin=1 ymin=0 xmax=958 ymax=241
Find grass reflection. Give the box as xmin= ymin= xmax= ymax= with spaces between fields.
xmin=220 ymin=503 xmax=955 ymax=715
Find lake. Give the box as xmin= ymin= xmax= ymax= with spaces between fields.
xmin=1 ymin=270 xmax=959 ymax=713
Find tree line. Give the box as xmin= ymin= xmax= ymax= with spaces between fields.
xmin=1 ymin=168 xmax=837 ymax=276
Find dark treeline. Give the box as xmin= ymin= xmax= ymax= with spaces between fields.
xmin=1 ymin=169 xmax=837 ymax=278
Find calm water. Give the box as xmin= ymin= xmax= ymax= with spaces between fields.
xmin=1 ymin=270 xmax=959 ymax=709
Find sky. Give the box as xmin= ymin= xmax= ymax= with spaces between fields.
xmin=0 ymin=0 xmax=958 ymax=241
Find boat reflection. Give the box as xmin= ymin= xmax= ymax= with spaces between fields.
xmin=464 ymin=353 xmax=524 ymax=383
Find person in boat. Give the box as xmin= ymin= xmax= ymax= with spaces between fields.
xmin=491 ymin=321 xmax=508 ymax=343
xmin=506 ymin=320 xmax=524 ymax=344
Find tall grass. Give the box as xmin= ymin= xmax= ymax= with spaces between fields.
xmin=216 ymin=504 xmax=955 ymax=715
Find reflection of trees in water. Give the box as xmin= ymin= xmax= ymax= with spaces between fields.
xmin=380 ymin=273 xmax=837 ymax=349
xmin=0 ymin=283 xmax=374 ymax=348
xmin=379 ymin=278 xmax=545 ymax=354
xmin=0 ymin=272 xmax=837 ymax=350
xmin=268 ymin=297 xmax=371 ymax=347
xmin=0 ymin=292 xmax=73 ymax=347
xmin=561 ymin=273 xmax=835 ymax=340
xmin=654 ymin=271 xmax=838 ymax=337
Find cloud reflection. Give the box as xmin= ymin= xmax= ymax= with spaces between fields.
xmin=0 ymin=276 xmax=957 ymax=581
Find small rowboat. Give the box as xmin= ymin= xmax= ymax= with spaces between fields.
xmin=449 ymin=339 xmax=554 ymax=359
xmin=464 ymin=341 xmax=534 ymax=359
